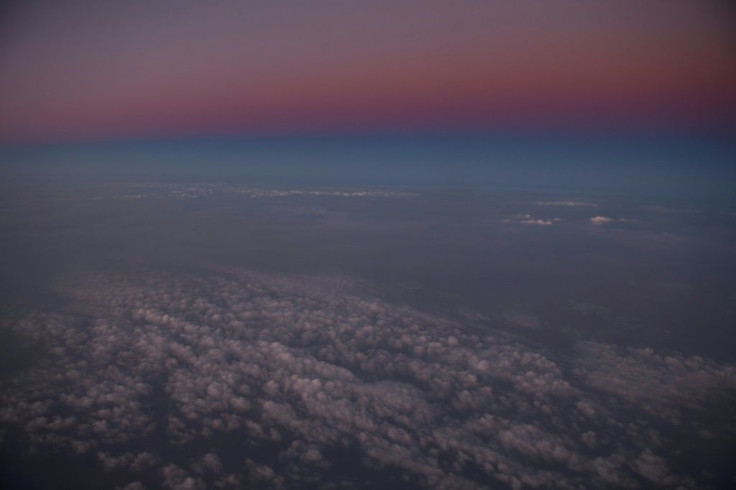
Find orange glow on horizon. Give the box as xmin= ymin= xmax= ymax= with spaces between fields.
xmin=1 ymin=0 xmax=734 ymax=143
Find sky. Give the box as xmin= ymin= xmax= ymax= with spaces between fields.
xmin=1 ymin=0 xmax=735 ymax=143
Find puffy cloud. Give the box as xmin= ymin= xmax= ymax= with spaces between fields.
xmin=574 ymin=342 xmax=736 ymax=411
xmin=590 ymin=216 xmax=613 ymax=225
xmin=161 ymin=465 xmax=206 ymax=490
xmin=1 ymin=270 xmax=733 ymax=489
xmin=502 ymin=214 xmax=561 ymax=226
xmin=631 ymin=449 xmax=679 ymax=486
xmin=520 ymin=218 xmax=557 ymax=226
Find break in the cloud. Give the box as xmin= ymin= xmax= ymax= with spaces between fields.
xmin=1 ymin=269 xmax=734 ymax=489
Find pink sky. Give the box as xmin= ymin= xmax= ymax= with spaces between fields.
xmin=1 ymin=0 xmax=734 ymax=142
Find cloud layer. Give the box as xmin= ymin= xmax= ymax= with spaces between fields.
xmin=1 ymin=270 xmax=734 ymax=489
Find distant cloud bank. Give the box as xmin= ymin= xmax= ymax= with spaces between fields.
xmin=537 ymin=201 xmax=599 ymax=207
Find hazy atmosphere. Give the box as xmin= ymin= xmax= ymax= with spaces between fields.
xmin=2 ymin=2 xmax=736 ymax=489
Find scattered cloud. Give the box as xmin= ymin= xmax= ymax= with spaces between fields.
xmin=590 ymin=216 xmax=613 ymax=225
xmin=502 ymin=214 xmax=561 ymax=226
xmin=46 ymin=184 xmax=414 ymax=202
xmin=224 ymin=186 xmax=413 ymax=199
xmin=537 ymin=200 xmax=598 ymax=207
